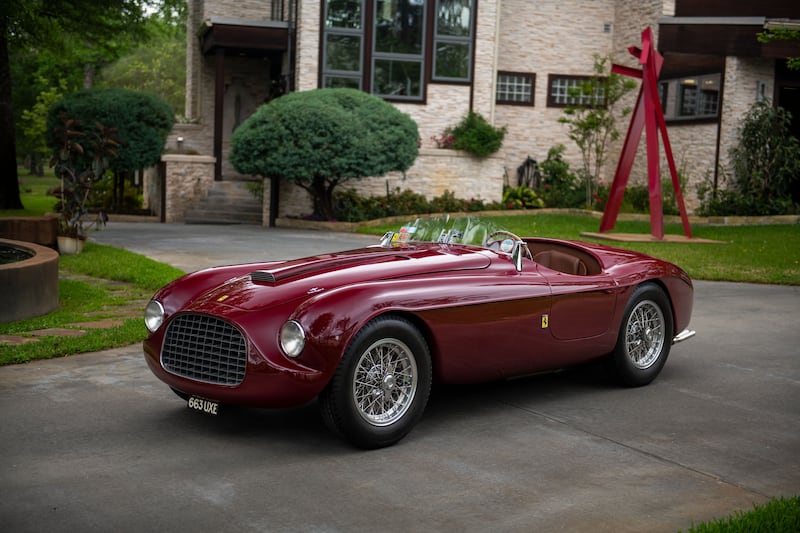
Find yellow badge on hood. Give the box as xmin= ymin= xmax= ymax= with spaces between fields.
xmin=217 ymin=295 xmax=229 ymax=303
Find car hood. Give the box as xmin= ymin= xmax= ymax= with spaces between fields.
xmin=183 ymin=244 xmax=491 ymax=313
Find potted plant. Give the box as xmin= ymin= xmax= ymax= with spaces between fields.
xmin=50 ymin=112 xmax=119 ymax=254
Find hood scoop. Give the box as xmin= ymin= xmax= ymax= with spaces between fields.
xmin=250 ymin=251 xmax=405 ymax=285
xmin=251 ymin=270 xmax=276 ymax=283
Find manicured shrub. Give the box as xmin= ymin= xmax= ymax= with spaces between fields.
xmin=47 ymin=88 xmax=174 ymax=174
xmin=231 ymin=88 xmax=419 ymax=219
xmin=46 ymin=88 xmax=174 ymax=213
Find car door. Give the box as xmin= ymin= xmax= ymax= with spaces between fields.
xmin=538 ymin=266 xmax=620 ymax=341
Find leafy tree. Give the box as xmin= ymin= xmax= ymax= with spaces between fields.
xmin=758 ymin=28 xmax=800 ymax=71
xmin=19 ymin=78 xmax=68 ymax=175
xmin=699 ymin=100 xmax=800 ymax=216
xmin=230 ymin=88 xmax=419 ymax=220
xmin=558 ymin=54 xmax=636 ymax=208
xmin=97 ymin=15 xmax=186 ymax=115
xmin=47 ymin=87 xmax=174 ymax=211
xmin=0 ymin=0 xmax=175 ymax=210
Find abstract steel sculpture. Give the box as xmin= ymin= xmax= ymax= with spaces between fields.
xmin=599 ymin=27 xmax=692 ymax=239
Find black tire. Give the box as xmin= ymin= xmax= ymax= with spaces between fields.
xmin=609 ymin=283 xmax=674 ymax=387
xmin=319 ymin=316 xmax=432 ymax=449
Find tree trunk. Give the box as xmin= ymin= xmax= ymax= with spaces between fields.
xmin=0 ymin=27 xmax=23 ymax=209
xmin=83 ymin=63 xmax=94 ymax=89
xmin=311 ymin=175 xmax=336 ymax=220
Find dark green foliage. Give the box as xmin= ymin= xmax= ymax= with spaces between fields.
xmin=502 ymin=186 xmax=543 ymax=209
xmin=448 ymin=112 xmax=506 ymax=158
xmin=47 ymin=88 xmax=174 ymax=173
xmin=331 ymin=188 xmax=501 ymax=223
xmin=558 ymin=54 xmax=636 ymax=207
xmin=49 ymin=112 xmax=121 ymax=237
xmin=680 ymin=496 xmax=799 ymax=533
xmin=593 ymin=171 xmax=686 ymax=215
xmin=538 ymin=145 xmax=584 ymax=208
xmin=230 ymin=88 xmax=419 ymax=219
xmin=699 ymin=100 xmax=800 ymax=216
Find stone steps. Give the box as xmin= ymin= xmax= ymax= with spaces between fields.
xmin=185 ymin=181 xmax=263 ymax=225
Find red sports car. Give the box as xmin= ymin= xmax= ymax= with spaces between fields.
xmin=143 ymin=217 xmax=694 ymax=448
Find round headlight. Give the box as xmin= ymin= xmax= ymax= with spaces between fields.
xmin=280 ymin=320 xmax=306 ymax=358
xmin=144 ymin=300 xmax=165 ymax=333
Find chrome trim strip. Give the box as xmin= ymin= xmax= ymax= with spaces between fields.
xmin=672 ymin=329 xmax=696 ymax=344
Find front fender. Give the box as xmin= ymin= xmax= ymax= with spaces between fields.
xmin=291 ymin=275 xmax=512 ymax=363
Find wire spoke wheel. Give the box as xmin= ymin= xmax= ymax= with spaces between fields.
xmin=353 ymin=338 xmax=418 ymax=426
xmin=610 ymin=283 xmax=673 ymax=387
xmin=624 ymin=300 xmax=666 ymax=370
xmin=319 ymin=316 xmax=431 ymax=448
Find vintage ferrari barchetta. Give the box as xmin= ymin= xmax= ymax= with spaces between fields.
xmin=143 ymin=217 xmax=694 ymax=448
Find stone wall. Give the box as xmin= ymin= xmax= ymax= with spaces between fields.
xmin=262 ymin=148 xmax=506 ymax=221
xmin=493 ymin=0 xmax=616 ymax=181
xmin=719 ymin=56 xmax=776 ymax=173
xmin=161 ymin=155 xmax=216 ymax=223
xmin=295 ymin=0 xmax=321 ymax=92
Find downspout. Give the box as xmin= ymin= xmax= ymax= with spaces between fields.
xmin=713 ymin=58 xmax=728 ymax=199
xmin=287 ymin=0 xmax=297 ymax=92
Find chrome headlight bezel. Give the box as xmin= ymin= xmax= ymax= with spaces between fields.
xmin=280 ymin=320 xmax=306 ymax=358
xmin=144 ymin=300 xmax=165 ymax=333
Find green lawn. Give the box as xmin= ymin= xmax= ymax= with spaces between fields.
xmin=0 ymin=168 xmax=59 ymax=217
xmin=360 ymin=212 xmax=800 ymax=285
xmin=0 ymin=243 xmax=185 ymax=365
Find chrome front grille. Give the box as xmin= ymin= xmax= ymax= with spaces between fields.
xmin=161 ymin=314 xmax=247 ymax=385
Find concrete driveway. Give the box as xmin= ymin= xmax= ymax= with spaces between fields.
xmin=0 ymin=223 xmax=798 ymax=532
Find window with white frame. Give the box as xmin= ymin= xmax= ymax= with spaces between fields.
xmin=547 ymin=75 xmax=605 ymax=107
xmin=321 ymin=0 xmax=476 ymax=102
xmin=496 ymin=72 xmax=535 ymax=105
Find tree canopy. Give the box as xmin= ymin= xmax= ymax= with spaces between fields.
xmin=47 ymin=88 xmax=174 ymax=173
xmin=230 ymin=88 xmax=419 ymax=219
xmin=1 ymin=0 xmax=183 ymax=209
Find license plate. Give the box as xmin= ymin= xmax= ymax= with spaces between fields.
xmin=188 ymin=396 xmax=219 ymax=416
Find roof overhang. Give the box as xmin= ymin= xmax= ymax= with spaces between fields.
xmin=200 ymin=17 xmax=289 ymax=56
xmin=659 ymin=16 xmax=800 ymax=59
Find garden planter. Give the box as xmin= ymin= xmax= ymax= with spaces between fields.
xmin=57 ymin=235 xmax=85 ymax=255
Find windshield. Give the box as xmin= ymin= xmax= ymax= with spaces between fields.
xmin=380 ymin=216 xmax=503 ymax=247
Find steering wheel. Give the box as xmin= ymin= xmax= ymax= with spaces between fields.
xmin=484 ymin=230 xmax=532 ymax=260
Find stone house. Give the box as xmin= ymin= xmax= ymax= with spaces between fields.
xmin=151 ymin=0 xmax=800 ymax=224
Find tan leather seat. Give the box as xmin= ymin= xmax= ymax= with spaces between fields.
xmin=534 ymin=250 xmax=588 ymax=275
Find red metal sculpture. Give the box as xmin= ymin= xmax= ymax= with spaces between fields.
xmin=600 ymin=27 xmax=692 ymax=239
